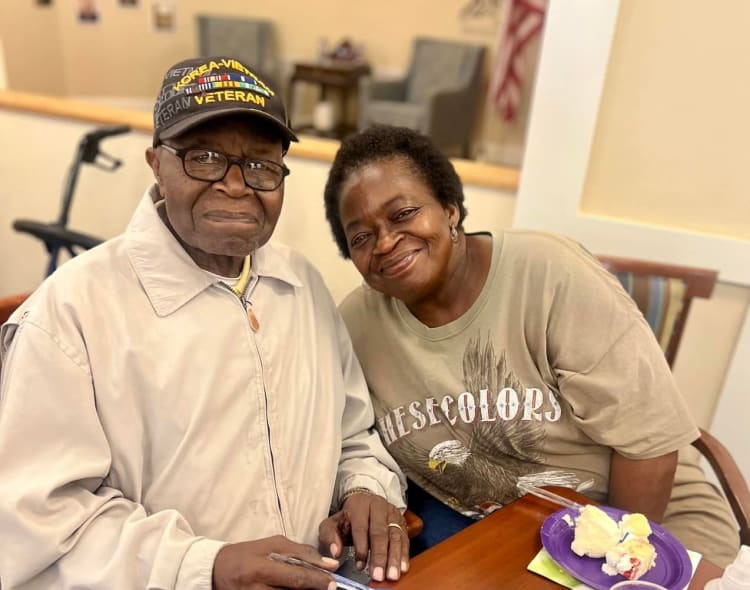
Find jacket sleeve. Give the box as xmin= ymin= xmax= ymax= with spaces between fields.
xmin=332 ymin=313 xmax=407 ymax=512
xmin=0 ymin=321 xmax=225 ymax=589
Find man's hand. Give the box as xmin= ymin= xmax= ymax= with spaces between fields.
xmin=212 ymin=535 xmax=339 ymax=590
xmin=319 ymin=492 xmax=409 ymax=583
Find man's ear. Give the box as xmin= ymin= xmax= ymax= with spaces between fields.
xmin=145 ymin=146 xmax=160 ymax=180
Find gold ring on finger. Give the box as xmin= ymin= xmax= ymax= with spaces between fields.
xmin=388 ymin=522 xmax=405 ymax=534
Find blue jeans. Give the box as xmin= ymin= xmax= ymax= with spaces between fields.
xmin=407 ymin=481 xmax=476 ymax=556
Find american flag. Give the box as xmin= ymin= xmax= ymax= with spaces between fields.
xmin=488 ymin=0 xmax=547 ymax=121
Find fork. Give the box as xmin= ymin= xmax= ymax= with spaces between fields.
xmin=516 ymin=482 xmax=584 ymax=510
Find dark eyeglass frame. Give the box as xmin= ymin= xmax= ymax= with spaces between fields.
xmin=159 ymin=143 xmax=290 ymax=191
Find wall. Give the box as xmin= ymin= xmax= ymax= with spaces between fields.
xmin=0 ymin=0 xmax=543 ymax=166
xmin=52 ymin=0 xmax=502 ymax=96
xmin=581 ymin=1 xmax=750 ymax=240
xmin=515 ymin=0 xmax=749 ymax=478
xmin=0 ymin=1 xmax=64 ymax=94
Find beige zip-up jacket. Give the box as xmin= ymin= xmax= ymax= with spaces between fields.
xmin=0 ymin=189 xmax=405 ymax=589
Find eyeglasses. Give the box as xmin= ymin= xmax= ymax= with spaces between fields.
xmin=160 ymin=144 xmax=290 ymax=191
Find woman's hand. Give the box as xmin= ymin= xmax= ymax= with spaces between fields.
xmin=318 ymin=492 xmax=409 ymax=582
xmin=212 ymin=535 xmax=339 ymax=590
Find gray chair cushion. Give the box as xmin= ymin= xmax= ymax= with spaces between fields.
xmin=359 ymin=37 xmax=485 ymax=157
xmin=196 ymin=16 xmax=278 ymax=80
xmin=365 ymin=101 xmax=426 ymax=131
xmin=407 ymin=40 xmax=479 ymax=104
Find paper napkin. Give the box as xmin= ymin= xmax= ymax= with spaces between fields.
xmin=527 ymin=547 xmax=701 ymax=590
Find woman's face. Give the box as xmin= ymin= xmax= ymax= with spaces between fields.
xmin=338 ymin=157 xmax=459 ymax=304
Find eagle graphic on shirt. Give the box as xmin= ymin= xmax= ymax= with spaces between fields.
xmin=389 ymin=334 xmax=580 ymax=516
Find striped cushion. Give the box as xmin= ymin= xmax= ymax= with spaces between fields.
xmin=612 ymin=272 xmax=687 ymax=354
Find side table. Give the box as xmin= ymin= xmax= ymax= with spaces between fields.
xmin=287 ymin=60 xmax=371 ymax=139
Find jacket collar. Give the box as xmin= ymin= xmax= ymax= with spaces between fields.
xmin=125 ymin=187 xmax=302 ymax=317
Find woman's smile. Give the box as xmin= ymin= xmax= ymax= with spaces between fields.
xmin=378 ymin=249 xmax=420 ymax=277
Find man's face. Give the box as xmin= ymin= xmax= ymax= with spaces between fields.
xmin=146 ymin=117 xmax=285 ymax=272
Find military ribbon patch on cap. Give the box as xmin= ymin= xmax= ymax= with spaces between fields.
xmin=182 ymin=74 xmax=272 ymax=97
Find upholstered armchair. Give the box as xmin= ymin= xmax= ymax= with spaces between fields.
xmin=196 ymin=15 xmax=279 ymax=82
xmin=358 ymin=38 xmax=486 ymax=158
xmin=598 ymin=255 xmax=749 ymax=546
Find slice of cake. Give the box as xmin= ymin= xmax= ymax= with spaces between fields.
xmin=602 ymin=538 xmax=657 ymax=580
xmin=619 ymin=512 xmax=652 ymax=541
xmin=570 ymin=505 xmax=622 ymax=558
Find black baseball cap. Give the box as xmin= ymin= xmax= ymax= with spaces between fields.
xmin=152 ymin=56 xmax=298 ymax=151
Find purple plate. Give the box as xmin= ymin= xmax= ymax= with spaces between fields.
xmin=540 ymin=506 xmax=692 ymax=590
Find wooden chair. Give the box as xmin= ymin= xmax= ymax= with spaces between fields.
xmin=598 ymin=256 xmax=717 ymax=366
xmin=404 ymin=510 xmax=424 ymax=538
xmin=597 ymin=255 xmax=749 ymax=546
xmin=0 ymin=292 xmax=30 ymax=325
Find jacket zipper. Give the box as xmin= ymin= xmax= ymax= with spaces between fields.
xmin=224 ymin=284 xmax=286 ymax=533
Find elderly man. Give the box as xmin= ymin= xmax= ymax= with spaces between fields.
xmin=0 ymin=57 xmax=407 ymax=589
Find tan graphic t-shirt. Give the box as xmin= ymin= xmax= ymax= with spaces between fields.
xmin=340 ymin=231 xmax=700 ymax=517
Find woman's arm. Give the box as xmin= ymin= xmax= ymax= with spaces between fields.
xmin=608 ymin=450 xmax=678 ymax=522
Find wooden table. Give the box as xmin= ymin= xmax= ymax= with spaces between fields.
xmin=287 ymin=60 xmax=371 ymax=139
xmin=372 ymin=487 xmax=722 ymax=590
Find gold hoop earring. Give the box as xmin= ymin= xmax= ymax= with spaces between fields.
xmin=450 ymin=225 xmax=459 ymax=243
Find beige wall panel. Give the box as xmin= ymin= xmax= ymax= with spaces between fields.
xmin=0 ymin=2 xmax=64 ymax=94
xmin=47 ymin=1 xmax=501 ymax=100
xmin=672 ymin=283 xmax=750 ymax=428
xmin=55 ymin=1 xmax=191 ymax=98
xmin=581 ymin=0 xmax=750 ymax=239
xmin=0 ymin=110 xmax=152 ymax=295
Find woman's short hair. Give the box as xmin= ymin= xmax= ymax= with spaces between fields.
xmin=323 ymin=125 xmax=467 ymax=259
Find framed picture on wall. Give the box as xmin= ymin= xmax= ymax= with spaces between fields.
xmin=152 ymin=1 xmax=175 ymax=32
xmin=459 ymin=0 xmax=500 ymax=32
xmin=36 ymin=0 xmax=53 ymax=6
xmin=77 ymin=0 xmax=100 ymax=23
xmin=119 ymin=0 xmax=138 ymax=6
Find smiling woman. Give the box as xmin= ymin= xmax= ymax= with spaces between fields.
xmin=324 ymin=124 xmax=741 ymax=566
